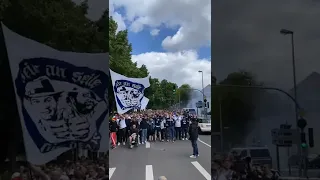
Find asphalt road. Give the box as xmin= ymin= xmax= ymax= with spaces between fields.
xmin=109 ymin=135 xmax=211 ymax=180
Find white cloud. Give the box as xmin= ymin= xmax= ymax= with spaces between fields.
xmin=110 ymin=0 xmax=211 ymax=51
xmin=150 ymin=29 xmax=160 ymax=36
xmin=109 ymin=3 xmax=126 ymax=32
xmin=132 ymin=51 xmax=211 ymax=89
xmin=109 ymin=0 xmax=212 ymax=90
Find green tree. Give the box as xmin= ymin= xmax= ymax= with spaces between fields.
xmin=176 ymin=84 xmax=192 ymax=105
xmin=212 ymin=71 xmax=261 ymax=147
xmin=109 ymin=15 xmax=150 ymax=111
xmin=109 ymin=16 xmax=191 ymax=110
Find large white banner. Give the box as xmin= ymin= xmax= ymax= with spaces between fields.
xmin=110 ymin=69 xmax=150 ymax=114
xmin=2 ymin=23 xmax=109 ymax=165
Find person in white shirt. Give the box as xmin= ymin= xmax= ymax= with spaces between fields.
xmin=117 ymin=115 xmax=127 ymax=145
xmin=174 ymin=113 xmax=182 ymax=140
xmin=160 ymin=116 xmax=166 ymax=142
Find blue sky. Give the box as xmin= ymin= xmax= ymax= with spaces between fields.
xmin=110 ymin=1 xmax=211 ymax=89
xmin=128 ymin=27 xmax=211 ymax=59
xmin=114 ymin=6 xmax=211 ymax=58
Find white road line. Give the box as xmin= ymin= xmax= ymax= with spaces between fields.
xmin=109 ymin=167 xmax=116 ymax=178
xmin=146 ymin=141 xmax=151 ymax=148
xmin=191 ymin=161 xmax=211 ymax=180
xmin=198 ymin=138 xmax=211 ymax=148
xmin=146 ymin=165 xmax=154 ymax=180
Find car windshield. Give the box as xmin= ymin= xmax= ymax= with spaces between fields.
xmin=250 ymin=149 xmax=270 ymax=158
xmin=198 ymin=118 xmax=211 ymax=123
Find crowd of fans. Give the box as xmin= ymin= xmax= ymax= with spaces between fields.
xmin=5 ymin=110 xmax=199 ymax=180
xmin=212 ymin=153 xmax=280 ymax=180
xmin=109 ymin=110 xmax=197 ymax=150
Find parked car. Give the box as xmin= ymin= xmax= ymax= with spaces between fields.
xmin=308 ymin=154 xmax=320 ymax=169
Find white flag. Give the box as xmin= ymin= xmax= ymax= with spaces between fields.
xmin=2 ymin=23 xmax=109 ymax=165
xmin=109 ymin=69 xmax=150 ymax=114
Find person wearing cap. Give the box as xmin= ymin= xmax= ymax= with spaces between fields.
xmin=24 ymin=76 xmax=60 ymax=123
xmin=188 ymin=117 xmax=199 ymax=158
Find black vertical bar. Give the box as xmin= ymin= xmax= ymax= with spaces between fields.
xmin=29 ymin=168 xmax=34 ymax=180
xmin=276 ymin=145 xmax=280 ymax=172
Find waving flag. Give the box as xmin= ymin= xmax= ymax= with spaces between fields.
xmin=110 ymin=69 xmax=150 ymax=114
xmin=2 ymin=23 xmax=109 ymax=165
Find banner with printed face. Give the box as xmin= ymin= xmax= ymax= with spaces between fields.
xmin=2 ymin=23 xmax=109 ymax=165
xmin=109 ymin=69 xmax=149 ymax=114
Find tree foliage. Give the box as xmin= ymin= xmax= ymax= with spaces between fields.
xmin=0 ymin=0 xmax=192 ymax=169
xmin=109 ymin=16 xmax=191 ymax=110
xmin=0 ymin=0 xmax=107 ymax=170
xmin=211 ymin=71 xmax=261 ymax=147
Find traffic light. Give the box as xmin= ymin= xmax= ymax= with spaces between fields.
xmin=308 ymin=128 xmax=314 ymax=148
xmin=297 ymin=118 xmax=307 ymax=129
xmin=301 ymin=132 xmax=307 ymax=148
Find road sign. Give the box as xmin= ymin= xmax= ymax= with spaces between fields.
xmin=271 ymin=128 xmax=299 ymax=147
xmin=196 ymin=101 xmax=203 ymax=108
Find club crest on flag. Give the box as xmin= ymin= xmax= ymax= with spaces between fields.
xmin=114 ymin=80 xmax=145 ymax=110
xmin=2 ymin=22 xmax=109 ymax=165
xmin=109 ymin=69 xmax=150 ymax=114
xmin=15 ymin=58 xmax=109 ymax=153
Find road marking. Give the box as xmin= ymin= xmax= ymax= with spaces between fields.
xmin=191 ymin=161 xmax=211 ymax=180
xmin=146 ymin=165 xmax=154 ymax=180
xmin=109 ymin=167 xmax=116 ymax=178
xmin=198 ymin=138 xmax=211 ymax=148
xmin=146 ymin=141 xmax=151 ymax=148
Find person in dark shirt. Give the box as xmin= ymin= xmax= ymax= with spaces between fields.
xmin=188 ymin=117 xmax=199 ymax=158
xmin=148 ymin=117 xmax=155 ymax=141
xmin=166 ymin=114 xmax=175 ymax=142
xmin=125 ymin=116 xmax=131 ymax=143
xmin=128 ymin=124 xmax=139 ymax=148
xmin=140 ymin=116 xmax=148 ymax=144
xmin=154 ymin=116 xmax=161 ymax=141
xmin=131 ymin=118 xmax=139 ymax=129
xmin=181 ymin=115 xmax=189 ymax=140
xmin=109 ymin=117 xmax=118 ymax=149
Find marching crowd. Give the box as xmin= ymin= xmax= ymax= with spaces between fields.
xmin=6 ymin=110 xmax=198 ymax=180
xmin=109 ymin=110 xmax=200 ymax=158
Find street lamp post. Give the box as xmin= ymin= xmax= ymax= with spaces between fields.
xmin=198 ymin=70 xmax=205 ymax=117
xmin=280 ymin=29 xmax=304 ymax=176
xmin=280 ymin=29 xmax=298 ymax=125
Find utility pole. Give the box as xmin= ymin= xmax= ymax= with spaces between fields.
xmin=198 ymin=70 xmax=205 ymax=117
xmin=219 ymin=97 xmax=223 ymax=152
